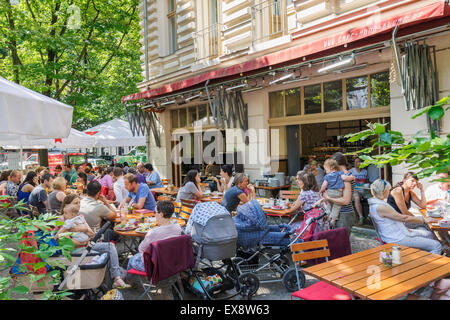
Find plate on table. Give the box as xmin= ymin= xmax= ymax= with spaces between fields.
xmin=115 ymin=223 xmax=138 ymax=231
xmin=271 ymin=205 xmax=285 ymax=210
xmin=211 ymin=196 xmax=221 ymax=199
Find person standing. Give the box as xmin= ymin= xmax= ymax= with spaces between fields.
xmin=29 ymin=173 xmax=54 ymax=214
xmin=308 ymin=160 xmax=325 ymax=189
xmin=349 ymin=157 xmax=369 ymax=226
xmin=5 ymin=170 xmax=22 ymax=197
xmin=144 ymin=163 xmax=163 ymax=189
xmin=120 ymin=173 xmax=156 ymax=211
xmin=317 ymin=152 xmax=355 ymax=235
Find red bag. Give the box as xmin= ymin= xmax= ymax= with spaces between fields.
xmin=295 ymin=207 xmax=324 ymax=241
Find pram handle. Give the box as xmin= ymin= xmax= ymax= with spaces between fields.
xmin=91 ymin=221 xmax=112 ymax=244
xmin=314 ymin=212 xmax=327 ymax=221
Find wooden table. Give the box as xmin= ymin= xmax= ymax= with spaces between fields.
xmin=419 ymin=208 xmax=450 ymax=232
xmin=151 ymin=187 xmax=179 ymax=196
xmin=254 ymin=184 xmax=291 ymax=197
xmin=255 ymin=198 xmax=294 ymax=218
xmin=114 ymin=218 xmax=186 ymax=238
xmin=302 ymin=243 xmax=450 ymax=300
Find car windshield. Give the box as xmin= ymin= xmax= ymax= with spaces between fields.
xmin=96 ymin=159 xmax=108 ymax=165
xmin=69 ymin=155 xmax=86 ymax=165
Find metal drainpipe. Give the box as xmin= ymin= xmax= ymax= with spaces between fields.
xmin=392 ymin=25 xmax=408 ymax=111
xmin=143 ymin=0 xmax=150 ymax=87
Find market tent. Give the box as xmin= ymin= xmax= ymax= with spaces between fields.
xmin=0 ymin=77 xmax=73 ymax=139
xmin=83 ymin=118 xmax=146 ymax=147
xmin=1 ymin=128 xmax=95 ymax=150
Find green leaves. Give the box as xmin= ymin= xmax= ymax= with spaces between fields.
xmin=346 ymin=95 xmax=450 ymax=181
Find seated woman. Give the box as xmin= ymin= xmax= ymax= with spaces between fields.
xmin=220 ymin=173 xmax=255 ymax=213
xmin=55 ymin=194 xmax=129 ymax=288
xmin=387 ymin=172 xmax=427 ymax=227
xmin=77 ymin=172 xmax=88 ymax=195
xmin=127 ymin=201 xmax=182 ymax=271
xmin=214 ymin=164 xmax=234 ymax=194
xmin=47 ymin=177 xmax=67 ymax=214
xmin=368 ymin=179 xmax=442 ymax=255
xmin=175 ymin=169 xmax=204 ymax=203
xmin=17 ymin=171 xmax=38 ymax=205
xmin=289 ymin=171 xmax=321 ymax=214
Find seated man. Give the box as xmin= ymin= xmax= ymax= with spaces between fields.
xmin=5 ymin=170 xmax=22 ymax=197
xmin=29 ymin=173 xmax=54 ymax=214
xmin=79 ymin=181 xmax=117 ymax=234
xmin=120 ymin=173 xmax=156 ymax=211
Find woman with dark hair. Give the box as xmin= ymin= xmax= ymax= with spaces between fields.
xmin=17 ymin=171 xmax=39 ymax=205
xmin=387 ymin=172 xmax=427 ymax=216
xmin=316 ymin=152 xmax=355 ymax=234
xmin=289 ymin=171 xmax=321 ymax=214
xmin=214 ymin=164 xmax=234 ymax=193
xmin=175 ymin=169 xmax=203 ymax=203
xmin=123 ymin=162 xmax=129 ymax=175
xmin=77 ymin=172 xmax=88 ymax=195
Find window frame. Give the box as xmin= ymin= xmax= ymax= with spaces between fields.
xmin=167 ymin=0 xmax=177 ymax=55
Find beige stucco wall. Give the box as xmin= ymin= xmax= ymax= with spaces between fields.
xmin=390 ymin=32 xmax=450 ymax=190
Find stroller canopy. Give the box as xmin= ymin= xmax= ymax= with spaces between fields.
xmin=234 ymin=199 xmax=267 ymax=231
xmin=186 ymin=202 xmax=231 ymax=234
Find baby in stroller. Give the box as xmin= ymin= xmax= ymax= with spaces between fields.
xmin=234 ymin=199 xmax=296 ymax=250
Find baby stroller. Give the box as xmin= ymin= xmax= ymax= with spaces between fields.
xmin=10 ymin=221 xmax=112 ymax=300
xmin=233 ymin=200 xmax=327 ymax=292
xmin=184 ymin=201 xmax=259 ymax=300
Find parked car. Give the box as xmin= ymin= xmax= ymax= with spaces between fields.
xmin=87 ymin=158 xmax=109 ymax=171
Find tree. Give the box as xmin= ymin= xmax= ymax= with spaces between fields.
xmin=0 ymin=0 xmax=142 ymax=130
xmin=345 ymin=95 xmax=450 ymax=182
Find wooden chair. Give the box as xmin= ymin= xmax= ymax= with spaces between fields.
xmin=289 ymin=239 xmax=352 ymax=300
xmin=162 ymin=179 xmax=171 ymax=186
xmin=179 ymin=206 xmax=193 ymax=222
xmin=180 ymin=198 xmax=196 ymax=209
xmin=157 ymin=195 xmax=172 ymax=201
xmin=279 ymin=190 xmax=300 ymax=201
xmin=368 ymin=211 xmax=386 ymax=245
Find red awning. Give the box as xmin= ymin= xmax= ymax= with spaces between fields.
xmin=122 ymin=1 xmax=449 ymax=103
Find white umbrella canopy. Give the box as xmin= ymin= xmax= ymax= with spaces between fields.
xmin=0 ymin=128 xmax=95 ymax=150
xmin=83 ymin=118 xmax=146 ymax=147
xmin=0 ymin=77 xmax=73 ymax=139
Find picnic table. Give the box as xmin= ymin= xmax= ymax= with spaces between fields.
xmin=302 ymin=243 xmax=450 ymax=300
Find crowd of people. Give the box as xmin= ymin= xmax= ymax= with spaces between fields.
xmin=1 ymin=153 xmax=448 ymax=297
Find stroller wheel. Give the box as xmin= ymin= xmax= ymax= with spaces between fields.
xmin=282 ymin=268 xmax=306 ymax=292
xmin=238 ymin=273 xmax=259 ymax=298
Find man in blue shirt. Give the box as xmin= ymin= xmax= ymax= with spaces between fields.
xmin=144 ymin=163 xmax=163 ymax=189
xmin=121 ymin=173 xmax=156 ymax=211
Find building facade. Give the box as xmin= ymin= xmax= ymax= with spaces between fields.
xmin=123 ymin=0 xmax=450 ymax=187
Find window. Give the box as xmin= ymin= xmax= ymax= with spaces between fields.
xmin=304 ymin=84 xmax=322 ymax=114
xmin=269 ymin=91 xmax=284 ymax=118
xmin=188 ymin=106 xmax=197 ymax=127
xmin=285 ymin=88 xmax=301 ymax=116
xmin=171 ymin=109 xmax=179 ymax=128
xmin=324 ymin=80 xmax=343 ymax=112
xmin=197 ymin=104 xmax=209 ymax=126
xmin=167 ymin=0 xmax=177 ymax=54
xmin=346 ymin=76 xmax=368 ymax=110
xmin=371 ymin=71 xmax=390 ymax=107
xmin=179 ymin=108 xmax=187 ymax=127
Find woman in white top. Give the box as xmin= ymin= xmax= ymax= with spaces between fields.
xmin=214 ymin=164 xmax=234 ymax=193
xmin=368 ymin=179 xmax=442 ymax=254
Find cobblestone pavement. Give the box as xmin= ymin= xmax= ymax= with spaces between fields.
xmin=1 ymin=226 xmax=379 ymax=300
xmin=121 ymin=227 xmax=380 ymax=300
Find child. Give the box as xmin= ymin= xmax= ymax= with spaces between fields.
xmin=320 ymin=158 xmax=354 ymax=226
